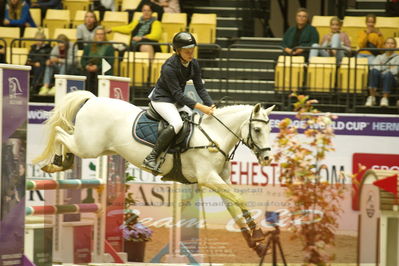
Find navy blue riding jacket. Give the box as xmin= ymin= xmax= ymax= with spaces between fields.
xmin=149 ymin=54 xmax=213 ymax=109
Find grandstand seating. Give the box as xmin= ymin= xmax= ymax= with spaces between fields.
xmin=307 ymin=56 xmax=337 ymax=92
xmin=375 ymin=17 xmax=399 ymax=38
xmin=275 ymin=56 xmax=305 ymax=92
xmin=338 ymin=57 xmax=369 ymax=93
xmin=189 ymin=13 xmax=217 ymax=44
xmin=0 ymin=27 xmax=21 ymax=47
xmin=53 ymin=28 xmax=77 ymax=42
xmin=43 ymin=9 xmax=71 ymax=39
xmin=161 ymin=13 xmax=187 ymax=42
xmin=7 ymin=47 xmax=28 ymax=65
xmin=121 ymin=0 xmax=140 ymax=11
xmin=121 ymin=52 xmax=150 ymax=85
xmin=151 ymin=52 xmax=173 ymax=83
xmin=21 ymin=27 xmax=50 ymax=48
xmin=102 ymin=11 xmax=129 ymax=40
xmin=63 ymin=0 xmax=91 ymax=21
xmin=312 ymin=16 xmax=334 ymax=41
xmin=30 ymin=8 xmax=41 ymax=27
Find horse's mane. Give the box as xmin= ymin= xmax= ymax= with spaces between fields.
xmin=212 ymin=104 xmax=252 ymax=116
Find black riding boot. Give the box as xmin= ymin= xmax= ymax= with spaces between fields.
xmin=143 ymin=125 xmax=176 ymax=172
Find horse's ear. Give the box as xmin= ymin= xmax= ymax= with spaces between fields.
xmin=265 ymin=105 xmax=275 ymax=115
xmin=254 ymin=103 xmax=261 ymax=113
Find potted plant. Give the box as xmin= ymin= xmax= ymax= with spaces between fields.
xmin=121 ymin=175 xmax=153 ymax=262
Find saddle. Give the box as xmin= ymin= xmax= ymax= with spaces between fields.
xmin=132 ymin=103 xmax=194 ymax=153
xmin=132 ymin=103 xmax=197 ymax=184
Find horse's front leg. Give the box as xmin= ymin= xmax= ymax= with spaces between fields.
xmin=198 ymin=171 xmax=265 ymax=248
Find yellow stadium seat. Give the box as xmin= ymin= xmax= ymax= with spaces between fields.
xmin=161 ymin=13 xmax=187 ymax=42
xmin=7 ymin=47 xmax=28 ymax=65
xmin=189 ymin=13 xmax=216 ymax=44
xmin=121 ymin=52 xmax=150 ymax=85
xmin=102 ymin=11 xmax=129 ymax=40
xmin=132 ymin=11 xmax=158 ymax=21
xmin=121 ymin=0 xmax=140 ymax=11
xmin=63 ymin=0 xmax=90 ymax=21
xmin=376 ymin=16 xmax=399 ymax=38
xmin=53 ymin=28 xmax=77 ymax=42
xmin=21 ymin=27 xmax=50 ymax=48
xmin=274 ymin=56 xmax=305 ymax=92
xmin=338 ymin=57 xmax=369 ymax=93
xmin=43 ymin=9 xmax=71 ymax=40
xmin=72 ymin=10 xmax=100 ymax=28
xmin=0 ymin=27 xmax=21 ymax=47
xmin=30 ymin=8 xmax=41 ymax=27
xmin=111 ymin=32 xmax=131 ymax=46
xmin=342 ymin=16 xmax=366 ymax=49
xmin=312 ymin=16 xmax=334 ymax=41
xmin=307 ymin=56 xmax=337 ymax=92
xmin=150 ymin=52 xmax=173 ymax=83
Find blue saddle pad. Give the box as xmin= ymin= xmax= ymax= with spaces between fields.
xmin=133 ymin=111 xmax=158 ymax=147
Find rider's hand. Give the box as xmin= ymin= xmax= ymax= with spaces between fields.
xmin=195 ymin=103 xmax=216 ymax=115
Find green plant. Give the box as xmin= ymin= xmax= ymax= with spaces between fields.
xmin=274 ymin=95 xmax=345 ymax=265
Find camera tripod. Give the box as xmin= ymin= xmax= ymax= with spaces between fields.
xmin=258 ymin=225 xmax=287 ymax=266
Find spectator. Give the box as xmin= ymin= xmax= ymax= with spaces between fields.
xmin=1 ymin=0 xmax=5 ymax=26
xmin=108 ymin=3 xmax=162 ymax=59
xmin=92 ymin=0 xmax=115 ymax=21
xmin=26 ymin=29 xmax=52 ymax=94
xmin=282 ymin=8 xmax=319 ymax=58
xmin=309 ymin=17 xmax=351 ymax=63
xmin=76 ymin=11 xmax=100 ymax=50
xmin=4 ymin=0 xmax=36 ymax=35
xmin=81 ymin=27 xmax=114 ymax=95
xmin=31 ymin=0 xmax=61 ymax=19
xmin=136 ymin=0 xmax=164 ymax=21
xmin=357 ymin=14 xmax=384 ymax=64
xmin=39 ymin=34 xmax=77 ymax=96
xmin=365 ymin=37 xmax=399 ymax=107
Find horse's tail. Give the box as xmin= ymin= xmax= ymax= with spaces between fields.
xmin=32 ymin=90 xmax=96 ymax=165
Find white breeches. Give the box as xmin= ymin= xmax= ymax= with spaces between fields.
xmin=151 ymin=101 xmax=192 ymax=134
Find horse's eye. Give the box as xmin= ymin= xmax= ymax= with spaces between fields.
xmin=254 ymin=127 xmax=261 ymax=133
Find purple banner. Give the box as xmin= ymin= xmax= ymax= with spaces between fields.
xmin=0 ymin=68 xmax=29 ymax=265
xmin=269 ymin=113 xmax=399 ymax=137
xmin=28 ymin=104 xmax=54 ymax=124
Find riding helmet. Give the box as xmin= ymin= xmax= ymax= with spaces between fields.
xmin=172 ymin=32 xmax=197 ymax=51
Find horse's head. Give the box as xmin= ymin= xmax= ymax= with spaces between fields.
xmin=241 ymin=103 xmax=274 ymax=166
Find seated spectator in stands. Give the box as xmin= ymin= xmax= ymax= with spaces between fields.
xmin=31 ymin=0 xmax=62 ymax=18
xmin=108 ymin=3 xmax=162 ymax=59
xmin=357 ymin=14 xmax=384 ymax=64
xmin=26 ymin=29 xmax=52 ymax=94
xmin=137 ymin=0 xmax=164 ymax=21
xmin=76 ymin=11 xmax=100 ymax=50
xmin=39 ymin=34 xmax=77 ymax=95
xmin=282 ymin=8 xmax=319 ymax=58
xmin=309 ymin=17 xmax=351 ymax=63
xmin=365 ymin=37 xmax=399 ymax=107
xmin=4 ymin=0 xmax=36 ymax=34
xmin=81 ymin=27 xmax=114 ymax=95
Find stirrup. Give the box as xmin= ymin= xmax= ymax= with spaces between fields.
xmin=142 ymin=160 xmax=161 ymax=175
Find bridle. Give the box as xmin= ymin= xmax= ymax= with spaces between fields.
xmin=210 ymin=110 xmax=271 ymax=160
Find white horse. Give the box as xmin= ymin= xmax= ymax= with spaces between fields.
xmin=33 ymin=90 xmax=274 ymax=254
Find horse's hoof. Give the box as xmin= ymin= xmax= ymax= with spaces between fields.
xmin=251 ymin=227 xmax=265 ymax=242
xmin=254 ymin=242 xmax=267 ymax=257
xmin=41 ymin=164 xmax=64 ymax=173
xmin=241 ymin=229 xmax=256 ymax=248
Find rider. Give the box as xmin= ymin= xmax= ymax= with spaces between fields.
xmin=142 ymin=31 xmax=216 ymax=172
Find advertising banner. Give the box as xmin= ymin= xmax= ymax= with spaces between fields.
xmin=0 ymin=66 xmax=29 ymax=266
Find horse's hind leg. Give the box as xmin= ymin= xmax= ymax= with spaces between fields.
xmin=41 ymin=127 xmax=77 ymax=173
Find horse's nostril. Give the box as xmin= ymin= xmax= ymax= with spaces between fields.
xmin=264 ymin=156 xmax=269 ymax=161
